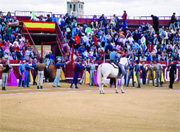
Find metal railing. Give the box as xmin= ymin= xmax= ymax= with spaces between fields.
xmin=1 ymin=11 xmax=178 ymax=20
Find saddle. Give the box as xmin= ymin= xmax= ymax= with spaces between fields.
xmin=111 ymin=63 xmax=119 ymax=69
xmin=111 ymin=62 xmax=121 ymax=77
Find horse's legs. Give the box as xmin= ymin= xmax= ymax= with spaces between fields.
xmin=100 ymin=76 xmax=107 ymax=94
xmin=115 ymin=78 xmax=118 ymax=93
xmin=120 ymin=76 xmax=125 ymax=93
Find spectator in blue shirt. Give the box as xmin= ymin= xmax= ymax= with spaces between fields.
xmin=51 ymin=14 xmax=57 ymax=23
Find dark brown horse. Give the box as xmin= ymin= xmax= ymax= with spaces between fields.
xmin=44 ymin=61 xmax=56 ymax=82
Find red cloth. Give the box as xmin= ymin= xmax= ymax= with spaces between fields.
xmin=122 ymin=12 xmax=127 ymax=19
xmin=147 ymin=44 xmax=154 ymax=52
xmin=74 ymin=35 xmax=80 ymax=44
xmin=13 ymin=46 xmax=20 ymax=52
xmin=92 ymin=35 xmax=98 ymax=45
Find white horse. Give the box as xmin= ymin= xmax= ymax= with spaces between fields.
xmin=97 ymin=57 xmax=129 ymax=94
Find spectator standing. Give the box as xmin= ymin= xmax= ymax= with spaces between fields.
xmin=169 ymin=13 xmax=177 ymax=31
xmin=122 ymin=10 xmax=128 ymax=28
xmin=151 ymin=15 xmax=159 ymax=34
xmin=46 ymin=14 xmax=52 ymax=22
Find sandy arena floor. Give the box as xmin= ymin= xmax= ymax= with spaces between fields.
xmin=0 ymin=82 xmax=180 ymax=132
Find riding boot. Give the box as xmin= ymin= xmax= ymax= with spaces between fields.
xmin=118 ymin=66 xmax=121 ymax=77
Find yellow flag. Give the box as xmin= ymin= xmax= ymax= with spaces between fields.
xmin=84 ymin=71 xmax=90 ymax=84
xmin=60 ymin=69 xmax=66 ymax=81
xmin=161 ymin=70 xmax=164 ymax=82
xmin=29 ymin=71 xmax=33 ymax=82
xmin=133 ymin=71 xmax=137 ymax=83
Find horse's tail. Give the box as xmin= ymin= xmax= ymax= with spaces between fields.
xmin=97 ymin=64 xmax=102 ymax=86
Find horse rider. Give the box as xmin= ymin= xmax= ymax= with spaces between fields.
xmin=154 ymin=60 xmax=163 ymax=87
xmin=53 ymin=57 xmax=69 ymax=87
xmin=46 ymin=51 xmax=55 ymax=69
xmin=167 ymin=61 xmax=177 ymax=89
xmin=110 ymin=48 xmax=121 ymax=77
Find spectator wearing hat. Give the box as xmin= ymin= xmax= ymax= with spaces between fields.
xmin=1 ymin=60 xmax=12 ymax=91
xmin=70 ymin=59 xmax=84 ymax=89
xmin=23 ymin=60 xmax=34 ymax=88
xmin=135 ymin=60 xmax=141 ymax=88
xmin=151 ymin=15 xmax=159 ymax=34
xmin=36 ymin=58 xmax=46 ymax=89
xmin=32 ymin=58 xmax=37 ymax=85
xmin=53 ymin=57 xmax=69 ymax=87
xmin=18 ymin=60 xmax=25 ymax=87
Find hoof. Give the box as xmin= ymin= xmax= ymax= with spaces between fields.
xmin=116 ymin=91 xmax=119 ymax=94
xmin=121 ymin=91 xmax=125 ymax=94
xmin=100 ymin=92 xmax=105 ymax=94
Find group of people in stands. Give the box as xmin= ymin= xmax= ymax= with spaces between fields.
xmin=0 ymin=11 xmax=36 ymax=61
xmin=29 ymin=11 xmax=180 ymax=63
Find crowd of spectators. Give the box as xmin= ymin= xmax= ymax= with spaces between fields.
xmin=1 ymin=11 xmax=180 ymax=63
xmin=56 ymin=12 xmax=179 ymax=62
xmin=0 ymin=11 xmax=36 ymax=61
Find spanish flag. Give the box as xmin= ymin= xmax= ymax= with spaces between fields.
xmin=23 ymin=21 xmax=55 ymax=31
